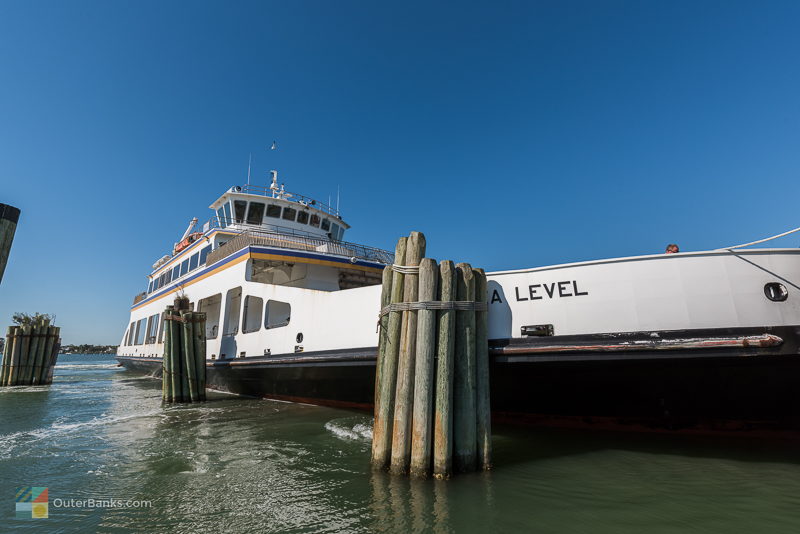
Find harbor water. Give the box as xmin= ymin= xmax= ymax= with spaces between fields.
xmin=2 ymin=354 xmax=800 ymax=533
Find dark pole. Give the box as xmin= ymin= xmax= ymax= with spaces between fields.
xmin=0 ymin=203 xmax=21 ymax=284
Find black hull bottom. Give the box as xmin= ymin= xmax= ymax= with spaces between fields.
xmin=117 ymin=325 xmax=800 ymax=436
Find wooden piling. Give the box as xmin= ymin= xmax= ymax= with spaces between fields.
xmin=473 ymin=268 xmax=492 ymax=470
xmin=0 ymin=326 xmax=12 ymax=385
xmin=181 ymin=311 xmax=198 ymax=401
xmin=433 ymin=261 xmax=456 ymax=478
xmin=21 ymin=323 xmax=41 ymax=384
xmin=38 ymin=326 xmax=57 ymax=385
xmin=9 ymin=326 xmax=31 ymax=386
xmin=410 ymin=258 xmax=438 ymax=477
xmin=0 ymin=203 xmax=21 ymax=285
xmin=453 ymin=263 xmax=477 ymax=473
xmin=7 ymin=327 xmax=21 ymax=386
xmin=390 ymin=231 xmax=426 ymax=474
xmin=30 ymin=319 xmax=51 ymax=385
xmin=165 ymin=305 xmax=178 ymax=402
xmin=191 ymin=312 xmax=207 ymax=401
xmin=43 ymin=327 xmax=60 ymax=384
xmin=373 ymin=266 xmax=394 ymax=410
xmin=371 ymin=237 xmax=407 ymax=470
xmin=161 ymin=306 xmax=175 ymax=402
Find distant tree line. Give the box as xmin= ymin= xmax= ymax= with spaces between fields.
xmin=61 ymin=345 xmax=117 ymax=355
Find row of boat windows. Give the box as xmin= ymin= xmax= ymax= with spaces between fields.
xmin=123 ymin=295 xmax=291 ymax=346
xmin=148 ymin=245 xmax=213 ymax=294
xmin=216 ymin=200 xmax=345 ymax=241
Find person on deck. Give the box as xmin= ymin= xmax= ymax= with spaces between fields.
xmin=665 ymin=244 xmax=680 ymax=254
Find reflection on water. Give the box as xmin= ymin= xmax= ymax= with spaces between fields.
xmin=1 ymin=355 xmax=800 ymax=533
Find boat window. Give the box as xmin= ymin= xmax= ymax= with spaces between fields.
xmin=159 ymin=273 xmax=167 ymax=289
xmin=310 ymin=214 xmax=320 ymax=227
xmin=265 ymin=300 xmax=291 ymax=329
xmin=189 ymin=252 xmax=199 ymax=271
xmin=331 ymin=223 xmax=340 ymax=241
xmin=148 ymin=280 xmax=153 ymax=294
xmin=297 ymin=211 xmax=309 ymax=224
xmin=180 ymin=258 xmax=190 ymax=276
xmin=216 ymin=207 xmax=227 ymax=228
xmin=127 ymin=322 xmax=135 ymax=345
xmin=172 ymin=265 xmax=180 ymax=281
xmin=157 ymin=311 xmax=166 ymax=343
xmin=224 ymin=202 xmax=232 ymax=224
xmin=242 ymin=296 xmax=264 ymax=333
xmin=165 ymin=269 xmax=172 ymax=284
xmin=266 ymin=204 xmax=281 ymax=218
xmin=222 ymin=287 xmax=242 ymax=336
xmin=338 ymin=228 xmax=345 ymax=241
xmin=199 ymin=245 xmax=211 ymax=265
xmin=282 ymin=207 xmax=297 ymax=221
xmin=246 ymin=202 xmax=265 ymax=225
xmin=135 ymin=318 xmax=146 ymax=345
xmin=321 ymin=218 xmax=331 ymax=231
xmin=146 ymin=313 xmax=159 ymax=344
xmin=233 ymin=200 xmax=247 ymax=223
xmin=198 ymin=293 xmax=222 ymax=339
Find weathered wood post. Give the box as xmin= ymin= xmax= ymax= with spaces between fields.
xmin=30 ymin=319 xmax=50 ymax=385
xmin=191 ymin=311 xmax=207 ymax=401
xmin=181 ymin=311 xmax=198 ymax=402
xmin=0 ymin=203 xmax=20 ymax=285
xmin=473 ymin=268 xmax=492 ymax=470
xmin=390 ymin=231 xmax=426 ymax=474
xmin=0 ymin=326 xmax=13 ymax=385
xmin=410 ymin=258 xmax=438 ymax=477
xmin=38 ymin=326 xmax=58 ymax=385
xmin=453 ymin=263 xmax=477 ymax=473
xmin=42 ymin=327 xmax=60 ymax=384
xmin=433 ymin=261 xmax=456 ymax=478
xmin=372 ymin=238 xmax=407 ymax=470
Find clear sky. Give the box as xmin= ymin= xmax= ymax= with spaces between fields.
xmin=1 ymin=0 xmax=799 ymax=344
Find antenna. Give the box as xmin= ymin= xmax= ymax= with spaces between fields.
xmin=336 ymin=185 xmax=340 ymax=216
xmin=247 ymin=153 xmax=252 ymax=186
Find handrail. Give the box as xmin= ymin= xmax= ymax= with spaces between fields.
xmin=719 ymin=226 xmax=800 ymax=250
xmin=206 ymin=228 xmax=394 ymax=267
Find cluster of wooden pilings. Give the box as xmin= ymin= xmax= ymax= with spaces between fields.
xmin=162 ymin=303 xmax=207 ymax=403
xmin=371 ymin=231 xmax=491 ymax=478
xmin=0 ymin=320 xmax=61 ymax=386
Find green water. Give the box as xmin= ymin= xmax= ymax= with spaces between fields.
xmin=2 ymin=355 xmax=800 ymax=533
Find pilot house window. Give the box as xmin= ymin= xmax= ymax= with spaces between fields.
xmin=309 ymin=214 xmax=320 ymax=227
xmin=246 ymin=202 xmax=265 ymax=225
xmin=233 ymin=200 xmax=247 ymax=223
xmin=282 ymin=207 xmax=297 ymax=221
xmin=266 ymin=204 xmax=281 ymax=218
xmin=297 ymin=211 xmax=309 ymax=224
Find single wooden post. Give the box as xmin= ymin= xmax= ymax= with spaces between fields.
xmin=473 ymin=268 xmax=492 ymax=470
xmin=182 ymin=311 xmax=198 ymax=402
xmin=10 ymin=325 xmax=31 ymax=386
xmin=390 ymin=231 xmax=426 ymax=474
xmin=410 ymin=258 xmax=438 ymax=477
xmin=0 ymin=326 xmax=13 ymax=385
xmin=30 ymin=319 xmax=51 ymax=385
xmin=0 ymin=204 xmax=21 ymax=285
xmin=20 ymin=323 xmax=41 ymax=385
xmin=38 ymin=326 xmax=57 ymax=385
xmin=191 ymin=312 xmax=207 ymax=401
xmin=433 ymin=261 xmax=456 ymax=478
xmin=43 ymin=328 xmax=60 ymax=384
xmin=165 ymin=306 xmax=179 ymax=402
xmin=373 ymin=266 xmax=394 ymax=410
xmin=453 ymin=263 xmax=477 ymax=473
xmin=6 ymin=327 xmax=21 ymax=386
xmin=371 ymin=237 xmax=407 ymax=470
xmin=161 ymin=306 xmax=175 ymax=402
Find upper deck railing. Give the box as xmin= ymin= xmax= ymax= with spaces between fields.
xmin=205 ymin=227 xmax=395 ymax=267
xmin=236 ymin=184 xmax=341 ymax=218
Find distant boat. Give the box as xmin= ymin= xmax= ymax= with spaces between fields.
xmin=117 ymin=170 xmax=800 ymax=434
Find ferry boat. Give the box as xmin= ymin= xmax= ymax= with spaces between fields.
xmin=117 ymin=172 xmax=800 ymax=434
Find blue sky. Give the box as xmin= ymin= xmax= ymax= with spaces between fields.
xmin=1 ymin=0 xmax=799 ymax=344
